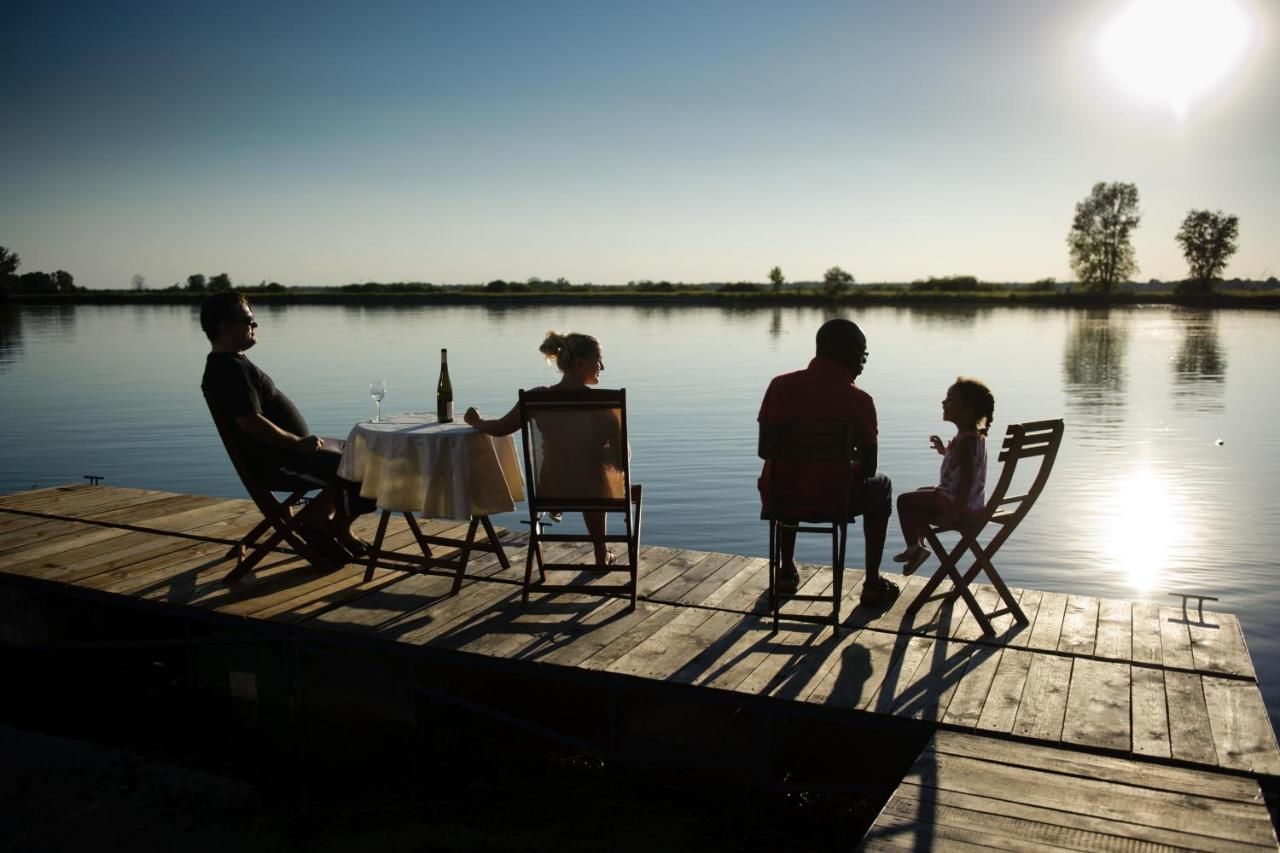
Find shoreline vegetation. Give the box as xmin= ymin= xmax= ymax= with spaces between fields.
xmin=7 ymin=280 xmax=1280 ymax=309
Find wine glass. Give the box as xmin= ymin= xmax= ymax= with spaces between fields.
xmin=369 ymin=380 xmax=386 ymax=423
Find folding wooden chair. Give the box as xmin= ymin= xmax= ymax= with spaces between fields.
xmin=759 ymin=421 xmax=859 ymax=631
xmin=517 ymin=388 xmax=643 ymax=609
xmin=904 ymin=418 xmax=1065 ymax=636
xmin=203 ymin=392 xmax=335 ymax=583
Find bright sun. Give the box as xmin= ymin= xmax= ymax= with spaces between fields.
xmin=1099 ymin=0 xmax=1253 ymax=119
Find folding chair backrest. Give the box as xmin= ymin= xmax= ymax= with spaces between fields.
xmin=758 ymin=421 xmax=858 ymax=521
xmin=518 ymin=388 xmax=630 ymax=514
xmin=201 ymin=389 xmax=303 ymax=511
xmin=980 ymin=418 xmax=1065 ymax=531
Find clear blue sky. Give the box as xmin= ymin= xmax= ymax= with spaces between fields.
xmin=2 ymin=0 xmax=1276 ymax=288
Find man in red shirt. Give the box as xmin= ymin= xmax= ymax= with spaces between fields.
xmin=758 ymin=319 xmax=898 ymax=607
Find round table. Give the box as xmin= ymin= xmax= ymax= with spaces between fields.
xmin=337 ymin=413 xmax=524 ymax=520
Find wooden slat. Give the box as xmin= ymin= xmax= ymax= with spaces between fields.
xmin=1092 ymin=597 xmax=1132 ymax=661
xmin=891 ymin=638 xmax=984 ymax=723
xmin=940 ymin=646 xmax=1004 ymax=728
xmin=1056 ymin=594 xmax=1098 ymax=656
xmin=808 ymin=628 xmax=896 ymax=708
xmin=1191 ymin=612 xmax=1256 ymax=679
xmin=1061 ymin=658 xmax=1130 ymax=751
xmin=1202 ymin=676 xmax=1280 ymax=775
xmin=902 ymin=748 xmax=1273 ymax=844
xmin=1025 ymin=591 xmax=1066 ymax=651
xmin=1131 ymin=600 xmax=1163 ymax=665
xmin=864 ymin=635 xmax=936 ymax=714
xmin=1131 ymin=665 xmax=1173 ymax=760
xmin=1003 ymin=587 xmax=1042 ymax=649
xmin=1011 ymin=653 xmax=1072 ymax=741
xmin=975 ymin=648 xmax=1032 ymax=733
xmin=1158 ymin=605 xmax=1195 ymax=670
xmin=1165 ymin=671 xmax=1219 ymax=767
xmin=931 ymin=731 xmax=1258 ymax=801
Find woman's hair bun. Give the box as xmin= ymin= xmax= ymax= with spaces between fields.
xmin=539 ymin=331 xmax=565 ymax=358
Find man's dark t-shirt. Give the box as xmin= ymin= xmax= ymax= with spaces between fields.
xmin=202 ymin=352 xmax=310 ymax=479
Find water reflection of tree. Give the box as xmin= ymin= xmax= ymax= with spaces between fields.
xmin=894 ymin=304 xmax=995 ymax=329
xmin=1171 ymin=309 xmax=1226 ymax=411
xmin=0 ymin=305 xmax=21 ymax=372
xmin=1062 ymin=309 xmax=1128 ymax=429
xmin=769 ymin=307 xmax=782 ymax=339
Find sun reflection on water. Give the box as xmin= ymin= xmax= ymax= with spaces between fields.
xmin=1098 ymin=465 xmax=1192 ymax=594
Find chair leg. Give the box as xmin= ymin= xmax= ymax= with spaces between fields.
xmin=454 ymin=517 xmax=480 ymax=595
xmin=522 ymin=531 xmax=538 ymax=609
xmin=832 ymin=523 xmax=846 ymax=632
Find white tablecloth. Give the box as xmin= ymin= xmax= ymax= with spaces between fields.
xmin=337 ymin=413 xmax=524 ymax=520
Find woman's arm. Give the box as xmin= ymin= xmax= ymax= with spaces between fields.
xmin=464 ymin=402 xmax=521 ymax=436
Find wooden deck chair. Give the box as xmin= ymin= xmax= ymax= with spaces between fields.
xmin=905 ymin=418 xmax=1065 ymax=636
xmin=517 ymin=388 xmax=643 ymax=609
xmin=759 ymin=421 xmax=859 ymax=631
xmin=202 ymin=391 xmax=335 ymax=583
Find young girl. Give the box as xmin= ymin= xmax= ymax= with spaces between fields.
xmin=893 ymin=377 xmax=995 ymax=575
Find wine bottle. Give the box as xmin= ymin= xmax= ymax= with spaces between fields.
xmin=436 ymin=348 xmax=453 ymax=422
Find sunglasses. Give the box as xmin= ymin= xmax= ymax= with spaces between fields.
xmin=231 ymin=315 xmax=258 ymax=329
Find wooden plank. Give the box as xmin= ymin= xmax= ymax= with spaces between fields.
xmin=644 ymin=551 xmax=736 ymax=605
xmin=382 ymin=580 xmax=520 ymax=647
xmin=82 ymin=542 xmax=236 ymax=597
xmin=1131 ymin=600 xmax=1163 ymax=665
xmin=1191 ymin=612 xmax=1256 ymax=679
xmin=0 ymin=484 xmax=89 ymax=508
xmin=1159 ymin=605 xmax=1195 ymax=670
xmin=1131 ymin=665 xmax=1173 ymax=760
xmin=1025 ymin=591 xmax=1066 ymax=651
xmin=975 ymin=648 xmax=1032 ymax=733
xmin=1202 ymin=676 xmax=1280 ymax=775
xmin=876 ymin=784 xmax=1273 ymax=853
xmin=807 ymin=628 xmax=896 ymax=709
xmin=536 ymin=599 xmax=668 ymax=669
xmin=734 ymin=623 xmax=838 ymax=701
xmin=1061 ymin=658 xmax=1129 ymax=751
xmin=1092 ymin=597 xmax=1132 ymax=661
xmin=1011 ymin=653 xmax=1072 ymax=741
xmin=891 ymin=638 xmax=985 ymax=723
xmin=668 ymin=612 xmax=778 ymax=691
xmin=1056 ymin=594 xmax=1098 ymax=656
xmin=912 ymin=750 xmax=1273 ymax=844
xmin=636 ymin=546 xmax=714 ymax=597
xmin=931 ymin=731 xmax=1258 ymax=802
xmin=940 ymin=646 xmax=1004 ymax=729
xmin=307 ymin=570 xmax=477 ymax=634
xmin=1002 ymin=587 xmax=1040 ymax=649
xmin=677 ymin=554 xmax=757 ymax=607
xmin=1 ymin=530 xmax=207 ymax=586
xmin=708 ymin=559 xmax=774 ymax=615
xmin=856 ymin=574 xmax=926 ymax=631
xmin=1164 ymin=671 xmax=1219 ymax=767
xmin=863 ymin=634 xmax=935 ymax=714
xmin=605 ymin=604 xmax=721 ymax=680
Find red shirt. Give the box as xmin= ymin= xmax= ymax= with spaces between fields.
xmin=757 ymin=356 xmax=878 ymax=515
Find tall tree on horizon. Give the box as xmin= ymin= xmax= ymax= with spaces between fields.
xmin=768 ymin=266 xmax=785 ymax=292
xmin=0 ymin=246 xmax=19 ymax=280
xmin=1067 ymin=182 xmax=1141 ymax=293
xmin=1175 ymin=209 xmax=1239 ymax=295
xmin=823 ymin=265 xmax=853 ymax=298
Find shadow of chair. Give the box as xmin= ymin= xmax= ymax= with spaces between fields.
xmin=759 ymin=421 xmax=862 ymax=632
xmin=905 ymin=418 xmax=1066 ymax=636
xmin=516 ymin=387 xmax=643 ymax=609
xmin=202 ymin=391 xmax=334 ymax=584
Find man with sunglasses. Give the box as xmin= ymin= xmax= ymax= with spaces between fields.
xmin=757 ymin=318 xmax=898 ymax=607
xmin=200 ymin=290 xmax=371 ymax=563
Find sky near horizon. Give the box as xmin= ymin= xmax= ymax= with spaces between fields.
xmin=2 ymin=0 xmax=1276 ymax=289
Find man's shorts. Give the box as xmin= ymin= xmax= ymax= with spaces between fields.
xmin=275 ymin=440 xmax=376 ymax=517
xmin=849 ymin=473 xmax=893 ymax=518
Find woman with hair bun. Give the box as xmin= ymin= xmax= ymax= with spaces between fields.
xmin=464 ymin=331 xmax=621 ymax=565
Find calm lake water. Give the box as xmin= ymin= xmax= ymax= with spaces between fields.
xmin=2 ymin=301 xmax=1278 ymax=724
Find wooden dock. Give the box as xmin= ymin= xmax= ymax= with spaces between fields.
xmin=1 ymin=484 xmax=1277 ymax=849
